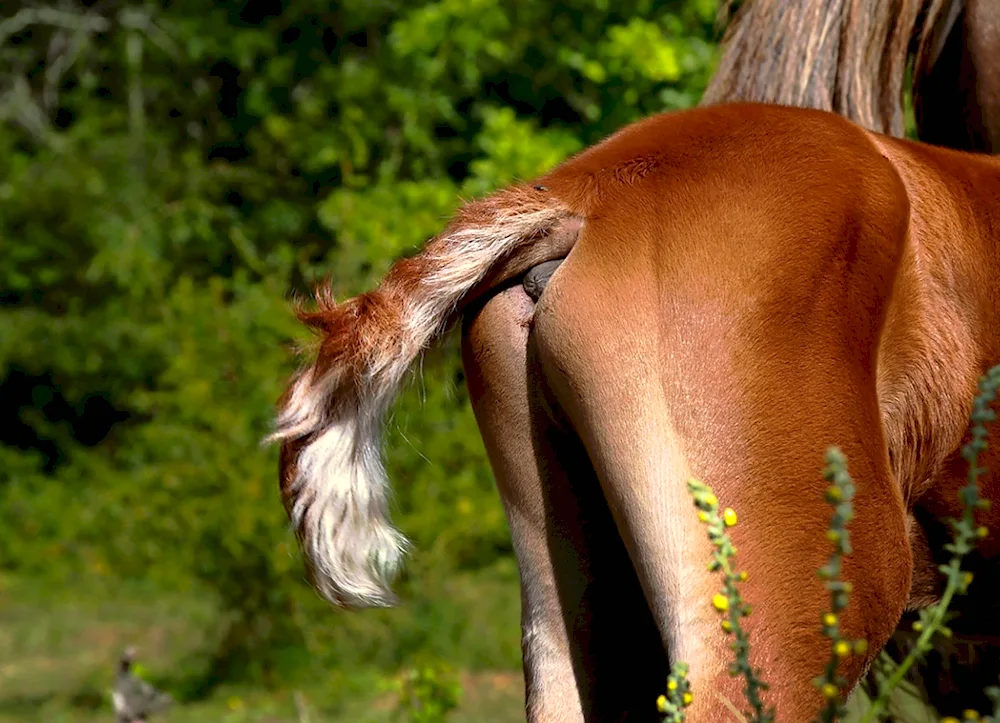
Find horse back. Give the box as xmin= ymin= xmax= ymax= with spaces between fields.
xmin=538 ymin=101 xmax=1000 ymax=585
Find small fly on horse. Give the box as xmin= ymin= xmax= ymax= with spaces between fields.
xmin=272 ymin=1 xmax=1000 ymax=721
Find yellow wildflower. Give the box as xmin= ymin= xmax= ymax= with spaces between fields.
xmin=712 ymin=594 xmax=729 ymax=613
xmin=656 ymin=694 xmax=667 ymax=713
xmin=723 ymin=508 xmax=738 ymax=527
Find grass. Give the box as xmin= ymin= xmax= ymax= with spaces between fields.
xmin=0 ymin=572 xmax=524 ymax=723
xmin=16 ymin=366 xmax=1000 ymax=723
xmin=0 ymin=571 xmax=940 ymax=723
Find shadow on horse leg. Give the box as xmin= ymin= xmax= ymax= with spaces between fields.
xmin=464 ymin=284 xmax=667 ymax=723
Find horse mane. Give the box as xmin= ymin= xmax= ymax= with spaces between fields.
xmin=702 ymin=0 xmax=953 ymax=137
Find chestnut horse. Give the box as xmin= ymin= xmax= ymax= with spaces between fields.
xmin=705 ymin=0 xmax=1000 ymax=714
xmin=273 ymin=1 xmax=1000 ymax=719
xmin=272 ymin=101 xmax=1000 ymax=721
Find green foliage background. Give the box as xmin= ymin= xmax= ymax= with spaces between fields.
xmin=0 ymin=0 xmax=720 ymax=715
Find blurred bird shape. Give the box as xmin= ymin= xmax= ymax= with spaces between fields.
xmin=112 ymin=647 xmax=173 ymax=723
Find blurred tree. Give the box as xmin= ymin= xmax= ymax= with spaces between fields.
xmin=0 ymin=0 xmax=720 ymax=688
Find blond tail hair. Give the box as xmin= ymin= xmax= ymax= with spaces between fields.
xmin=269 ymin=184 xmax=575 ymax=608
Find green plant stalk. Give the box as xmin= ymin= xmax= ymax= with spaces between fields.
xmin=657 ymin=662 xmax=692 ymax=722
xmin=986 ymin=685 xmax=1000 ymax=722
xmin=688 ymin=479 xmax=773 ymax=723
xmin=859 ymin=533 xmax=968 ymax=721
xmin=719 ymin=549 xmax=769 ymax=721
xmin=859 ymin=509 xmax=974 ymax=721
xmin=814 ymin=447 xmax=864 ymax=723
xmin=860 ymin=365 xmax=1000 ymax=722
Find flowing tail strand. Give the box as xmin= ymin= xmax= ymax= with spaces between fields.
xmin=269 ymin=183 xmax=575 ymax=607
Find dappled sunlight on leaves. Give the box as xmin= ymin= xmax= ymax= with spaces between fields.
xmin=0 ymin=0 xmax=720 ymax=709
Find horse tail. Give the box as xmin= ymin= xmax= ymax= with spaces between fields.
xmin=702 ymin=0 xmax=954 ymax=137
xmin=269 ymin=183 xmax=578 ymax=608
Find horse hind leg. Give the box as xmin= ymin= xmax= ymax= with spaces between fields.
xmin=463 ymin=284 xmax=667 ymax=722
xmin=532 ymin=211 xmax=913 ymax=720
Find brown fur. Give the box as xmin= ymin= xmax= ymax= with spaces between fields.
xmin=463 ymin=287 xmax=667 ymax=721
xmin=278 ymin=102 xmax=1000 ymax=719
xmin=272 ymin=183 xmax=577 ymax=608
xmin=457 ymin=103 xmax=1000 ymax=719
xmin=703 ymin=0 xmax=1000 ymax=714
xmin=294 ymin=184 xmax=576 ymax=400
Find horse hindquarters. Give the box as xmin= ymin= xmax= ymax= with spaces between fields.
xmin=531 ymin=139 xmax=914 ymax=720
xmin=462 ymin=286 xmax=667 ymax=722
